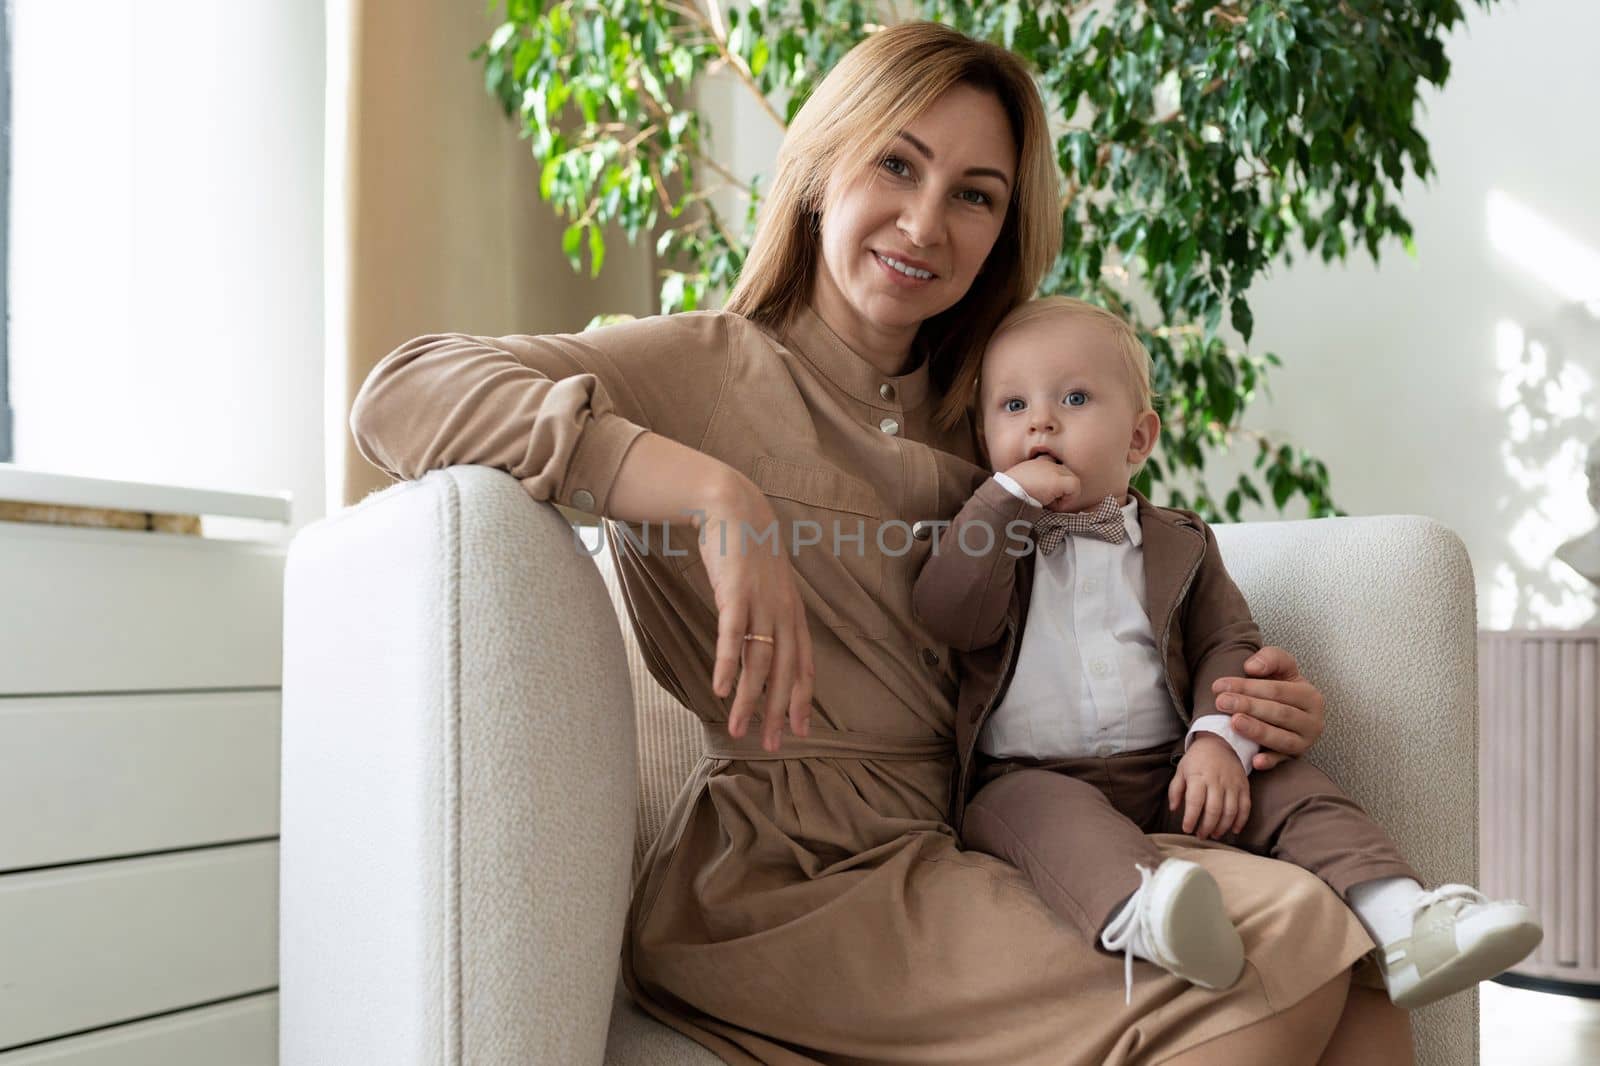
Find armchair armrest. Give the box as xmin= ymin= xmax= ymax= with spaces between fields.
xmin=280 ymin=466 xmax=637 ymax=1065
xmin=1215 ymin=514 xmax=1479 ymax=1066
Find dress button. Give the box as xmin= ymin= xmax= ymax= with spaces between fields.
xmin=1082 ymin=578 xmax=1099 ymax=593
xmin=879 ymin=417 xmax=900 ymax=436
xmin=912 ymin=520 xmax=933 ymax=541
xmin=920 ymin=647 xmax=940 ymax=667
xmin=1095 ymin=744 xmax=1117 ymax=758
xmin=1090 ymin=659 xmax=1111 ymax=679
xmin=879 ymin=382 xmax=896 ymax=402
xmin=571 ymin=489 xmax=597 ymax=514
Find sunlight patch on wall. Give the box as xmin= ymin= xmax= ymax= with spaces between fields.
xmin=1486 ymin=190 xmax=1600 ymax=315
xmin=1487 ymin=316 xmax=1598 ymax=628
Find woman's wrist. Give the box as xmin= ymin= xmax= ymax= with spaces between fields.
xmin=697 ymin=464 xmax=757 ymax=525
xmin=607 ymin=431 xmax=747 ymax=527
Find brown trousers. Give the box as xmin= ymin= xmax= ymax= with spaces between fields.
xmin=963 ymin=745 xmax=1419 ymax=944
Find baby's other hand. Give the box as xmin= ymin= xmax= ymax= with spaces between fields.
xmin=1004 ymin=456 xmax=1081 ymax=512
xmin=1169 ymin=735 xmax=1251 ymax=840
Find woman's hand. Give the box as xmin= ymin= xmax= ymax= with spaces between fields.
xmin=697 ymin=472 xmax=816 ymax=753
xmin=1211 ymin=645 xmax=1326 ymax=771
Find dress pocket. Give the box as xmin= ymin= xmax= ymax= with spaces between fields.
xmin=749 ymin=456 xmax=888 ymax=639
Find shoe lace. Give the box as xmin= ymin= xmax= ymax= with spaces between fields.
xmin=1410 ymin=883 xmax=1487 ymax=918
xmin=1099 ymin=863 xmax=1156 ymax=1005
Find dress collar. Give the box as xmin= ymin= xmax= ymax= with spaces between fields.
xmin=779 ymin=303 xmax=932 ymax=413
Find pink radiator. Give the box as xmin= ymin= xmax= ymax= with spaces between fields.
xmin=1479 ymin=629 xmax=1600 ymax=989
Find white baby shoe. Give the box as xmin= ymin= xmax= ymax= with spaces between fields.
xmin=1376 ymin=884 xmax=1543 ymax=1009
xmin=1100 ymin=858 xmax=1245 ymax=1003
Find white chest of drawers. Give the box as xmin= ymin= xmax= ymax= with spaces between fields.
xmin=0 ymin=466 xmax=289 ymax=1064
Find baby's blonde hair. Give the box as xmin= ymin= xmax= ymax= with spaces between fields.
xmin=982 ymin=296 xmax=1155 ymax=414
xmin=972 ymin=297 xmax=1159 ymax=473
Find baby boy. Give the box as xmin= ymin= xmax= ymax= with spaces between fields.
xmin=912 ymin=296 xmax=1541 ymax=1006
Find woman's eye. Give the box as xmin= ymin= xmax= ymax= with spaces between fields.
xmin=1003 ymin=398 xmax=1025 ymax=413
xmin=1065 ymin=391 xmax=1088 ymax=407
xmin=959 ymin=189 xmax=991 ymax=206
xmin=882 ymin=155 xmax=910 ymax=178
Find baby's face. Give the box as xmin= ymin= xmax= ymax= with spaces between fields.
xmin=979 ymin=316 xmax=1151 ymax=509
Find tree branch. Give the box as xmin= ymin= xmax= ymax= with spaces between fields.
xmin=633 ymin=87 xmax=751 ymax=191
xmin=659 ymin=0 xmax=787 ymax=130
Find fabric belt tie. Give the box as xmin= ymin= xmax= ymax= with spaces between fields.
xmin=701 ymin=720 xmax=955 ymax=762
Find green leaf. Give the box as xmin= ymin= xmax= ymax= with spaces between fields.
xmin=660 ymin=272 xmax=685 ymax=313
xmin=540 ymin=157 xmax=562 ymax=202
xmin=1230 ymin=296 xmax=1254 ymax=343
xmin=562 ymin=223 xmax=583 ymax=271
xmin=588 ymin=224 xmax=606 ymax=278
xmin=1269 ymin=467 xmax=1294 ymax=509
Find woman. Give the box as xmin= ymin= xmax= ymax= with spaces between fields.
xmin=351 ymin=22 xmax=1411 ymax=1065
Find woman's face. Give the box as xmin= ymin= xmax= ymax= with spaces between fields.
xmin=812 ymin=84 xmax=1016 ymax=365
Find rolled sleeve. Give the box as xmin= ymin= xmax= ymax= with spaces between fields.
xmin=351 ymin=312 xmax=734 ymax=519
xmin=544 ymin=410 xmax=649 ymax=516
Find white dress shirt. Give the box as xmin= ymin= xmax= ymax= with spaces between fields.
xmin=982 ymin=475 xmax=1257 ymax=769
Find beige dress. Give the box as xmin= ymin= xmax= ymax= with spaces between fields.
xmin=350 ymin=305 xmax=1373 ymax=1064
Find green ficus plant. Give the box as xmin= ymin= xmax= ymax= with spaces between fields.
xmin=474 ymin=0 xmax=1492 ymax=521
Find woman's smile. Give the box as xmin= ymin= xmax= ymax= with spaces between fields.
xmin=871 ymin=249 xmax=939 ymax=286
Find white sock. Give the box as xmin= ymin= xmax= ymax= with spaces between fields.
xmin=1348 ymin=877 xmax=1424 ymax=947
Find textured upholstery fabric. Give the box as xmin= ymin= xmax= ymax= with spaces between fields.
xmin=280 ymin=467 xmax=1477 ymax=1065
xmin=1213 ymin=515 xmax=1479 ymax=1066
xmin=282 ymin=467 xmax=639 ymax=1065
xmin=593 ymin=540 xmax=704 ymax=882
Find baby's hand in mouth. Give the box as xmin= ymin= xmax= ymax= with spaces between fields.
xmin=1007 ymin=455 xmax=1080 ymax=510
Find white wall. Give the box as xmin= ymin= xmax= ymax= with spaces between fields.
xmin=1241 ymin=0 xmax=1600 ymax=630
xmin=709 ymin=0 xmax=1600 ymax=630
xmin=7 ymin=0 xmax=325 ymax=542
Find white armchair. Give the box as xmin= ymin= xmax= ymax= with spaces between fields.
xmin=280 ymin=465 xmax=1479 ymax=1065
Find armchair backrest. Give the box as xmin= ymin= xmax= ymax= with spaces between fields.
xmin=594 ymin=541 xmax=703 ymax=878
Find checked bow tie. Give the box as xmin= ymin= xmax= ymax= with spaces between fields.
xmin=1032 ymin=495 xmax=1127 ymax=555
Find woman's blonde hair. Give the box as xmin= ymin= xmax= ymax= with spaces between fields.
xmin=723 ymin=21 xmax=1060 ymax=431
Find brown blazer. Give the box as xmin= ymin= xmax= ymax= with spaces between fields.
xmin=911 ymin=478 xmax=1263 ymax=833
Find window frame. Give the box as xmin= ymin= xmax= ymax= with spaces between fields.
xmin=1 ymin=0 xmax=11 ymax=463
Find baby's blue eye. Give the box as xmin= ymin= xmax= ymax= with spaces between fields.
xmin=1003 ymin=398 xmax=1025 ymax=413
xmin=1065 ymin=391 xmax=1088 ymax=407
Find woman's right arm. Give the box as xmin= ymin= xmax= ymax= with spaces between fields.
xmin=350 ymin=317 xmax=720 ymax=517
xmin=349 ymin=314 xmax=814 ymax=750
